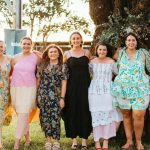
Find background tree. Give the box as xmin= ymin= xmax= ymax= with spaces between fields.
xmin=0 ymin=0 xmax=13 ymax=27
xmin=89 ymin=0 xmax=150 ymax=49
xmin=0 ymin=0 xmax=91 ymax=43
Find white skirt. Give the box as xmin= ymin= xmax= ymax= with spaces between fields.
xmin=10 ymin=86 xmax=37 ymax=113
xmin=89 ymin=93 xmax=115 ymax=112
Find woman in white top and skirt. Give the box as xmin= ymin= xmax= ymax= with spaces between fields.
xmin=88 ymin=43 xmax=122 ymax=150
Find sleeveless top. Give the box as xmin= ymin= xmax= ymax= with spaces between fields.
xmin=111 ymin=48 xmax=150 ymax=99
xmin=63 ymin=51 xmax=92 ymax=138
xmin=11 ymin=53 xmax=37 ymax=87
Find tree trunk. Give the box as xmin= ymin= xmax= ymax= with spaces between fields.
xmin=89 ymin=0 xmax=113 ymax=41
xmin=89 ymin=0 xmax=150 ymax=42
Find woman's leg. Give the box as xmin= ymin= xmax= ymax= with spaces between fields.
xmin=0 ymin=109 xmax=4 ymax=148
xmin=102 ymin=139 xmax=108 ymax=149
xmin=24 ymin=123 xmax=31 ymax=145
xmin=93 ymin=126 xmax=101 ymax=149
xmin=14 ymin=113 xmax=29 ymax=149
xmin=95 ymin=141 xmax=101 ymax=149
xmin=132 ymin=109 xmax=146 ymax=149
xmin=82 ymin=138 xmax=87 ymax=147
xmin=121 ymin=109 xmax=133 ymax=148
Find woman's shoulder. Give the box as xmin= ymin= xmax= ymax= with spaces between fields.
xmin=83 ymin=49 xmax=91 ymax=58
xmin=64 ymin=50 xmax=70 ymax=57
xmin=106 ymin=57 xmax=115 ymax=64
xmin=90 ymin=57 xmax=99 ymax=63
xmin=138 ymin=48 xmax=149 ymax=61
xmin=4 ymin=55 xmax=12 ymax=61
xmin=63 ymin=50 xmax=71 ymax=63
xmin=13 ymin=53 xmax=22 ymax=59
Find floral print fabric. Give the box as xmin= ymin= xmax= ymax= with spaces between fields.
xmin=111 ymin=48 xmax=150 ymax=109
xmin=37 ymin=64 xmax=68 ymax=140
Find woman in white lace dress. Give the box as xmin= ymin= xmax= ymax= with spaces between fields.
xmin=88 ymin=43 xmax=122 ymax=150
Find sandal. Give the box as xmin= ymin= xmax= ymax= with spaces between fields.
xmin=52 ymin=142 xmax=60 ymax=150
xmin=136 ymin=144 xmax=144 ymax=150
xmin=96 ymin=148 xmax=101 ymax=150
xmin=122 ymin=143 xmax=133 ymax=150
xmin=81 ymin=145 xmax=88 ymax=150
xmin=71 ymin=144 xmax=78 ymax=149
xmin=45 ymin=142 xmax=52 ymax=150
xmin=24 ymin=140 xmax=31 ymax=146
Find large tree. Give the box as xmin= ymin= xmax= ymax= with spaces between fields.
xmin=89 ymin=0 xmax=150 ymax=48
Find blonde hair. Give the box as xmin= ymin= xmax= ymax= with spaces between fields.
xmin=20 ymin=36 xmax=32 ymax=44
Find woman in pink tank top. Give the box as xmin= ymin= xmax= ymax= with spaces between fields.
xmin=10 ymin=37 xmax=41 ymax=150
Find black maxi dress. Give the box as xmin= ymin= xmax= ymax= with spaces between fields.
xmin=63 ymin=55 xmax=92 ymax=139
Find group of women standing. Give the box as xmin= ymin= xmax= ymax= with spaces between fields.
xmin=0 ymin=31 xmax=149 ymax=150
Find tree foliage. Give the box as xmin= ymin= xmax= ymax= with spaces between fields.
xmin=0 ymin=0 xmax=91 ymax=42
xmin=97 ymin=8 xmax=150 ymax=49
xmin=0 ymin=0 xmax=13 ymax=27
xmin=89 ymin=0 xmax=150 ymax=49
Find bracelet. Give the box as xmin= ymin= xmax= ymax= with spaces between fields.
xmin=60 ymin=96 xmax=65 ymax=99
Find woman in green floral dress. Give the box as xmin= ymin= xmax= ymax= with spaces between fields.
xmin=111 ymin=33 xmax=150 ymax=150
xmin=0 ymin=40 xmax=11 ymax=149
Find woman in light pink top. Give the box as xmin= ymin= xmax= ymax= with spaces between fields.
xmin=10 ymin=37 xmax=40 ymax=150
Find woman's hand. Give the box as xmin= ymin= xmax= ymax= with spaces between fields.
xmin=59 ymin=98 xmax=65 ymax=109
xmin=0 ymin=82 xmax=4 ymax=88
xmin=33 ymin=50 xmax=43 ymax=59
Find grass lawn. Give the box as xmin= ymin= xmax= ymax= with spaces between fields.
xmin=2 ymin=115 xmax=150 ymax=150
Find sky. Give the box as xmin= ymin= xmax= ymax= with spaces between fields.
xmin=0 ymin=0 xmax=95 ymax=42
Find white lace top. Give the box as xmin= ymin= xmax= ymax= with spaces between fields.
xmin=89 ymin=63 xmax=117 ymax=94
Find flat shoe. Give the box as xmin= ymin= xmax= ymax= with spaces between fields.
xmin=95 ymin=148 xmax=101 ymax=150
xmin=122 ymin=144 xmax=133 ymax=150
xmin=52 ymin=142 xmax=60 ymax=150
xmin=136 ymin=144 xmax=144 ymax=150
xmin=44 ymin=142 xmax=52 ymax=150
xmin=25 ymin=140 xmax=31 ymax=146
xmin=102 ymin=148 xmax=108 ymax=150
xmin=81 ymin=146 xmax=88 ymax=150
xmin=71 ymin=144 xmax=78 ymax=149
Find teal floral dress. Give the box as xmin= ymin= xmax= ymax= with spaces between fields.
xmin=37 ymin=64 xmax=68 ymax=140
xmin=111 ymin=48 xmax=150 ymax=110
xmin=0 ymin=57 xmax=11 ymax=139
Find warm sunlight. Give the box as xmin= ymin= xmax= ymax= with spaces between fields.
xmin=0 ymin=0 xmax=95 ymax=42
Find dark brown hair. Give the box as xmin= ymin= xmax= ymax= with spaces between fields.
xmin=124 ymin=32 xmax=140 ymax=49
xmin=95 ymin=42 xmax=114 ymax=58
xmin=69 ymin=31 xmax=83 ymax=47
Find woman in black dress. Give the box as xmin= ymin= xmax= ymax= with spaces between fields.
xmin=63 ymin=31 xmax=92 ymax=149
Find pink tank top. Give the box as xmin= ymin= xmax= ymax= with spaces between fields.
xmin=11 ymin=53 xmax=37 ymax=87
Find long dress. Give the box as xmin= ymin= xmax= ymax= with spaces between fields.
xmin=11 ymin=53 xmax=37 ymax=113
xmin=37 ymin=64 xmax=68 ymax=140
xmin=88 ymin=63 xmax=122 ymax=141
xmin=0 ymin=56 xmax=11 ymax=141
xmin=63 ymin=55 xmax=92 ymax=139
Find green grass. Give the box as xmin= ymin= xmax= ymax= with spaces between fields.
xmin=2 ymin=115 xmax=150 ymax=150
